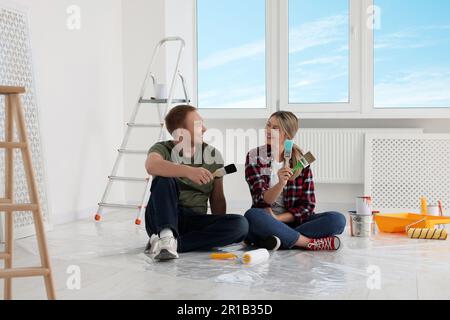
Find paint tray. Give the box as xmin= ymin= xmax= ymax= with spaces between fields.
xmin=374 ymin=213 xmax=450 ymax=233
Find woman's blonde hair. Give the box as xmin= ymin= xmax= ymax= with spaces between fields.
xmin=269 ymin=111 xmax=304 ymax=180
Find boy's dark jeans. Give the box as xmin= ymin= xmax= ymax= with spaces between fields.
xmin=145 ymin=177 xmax=249 ymax=253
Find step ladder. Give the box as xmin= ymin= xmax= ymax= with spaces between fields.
xmin=95 ymin=37 xmax=191 ymax=225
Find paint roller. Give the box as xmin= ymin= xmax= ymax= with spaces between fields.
xmin=210 ymin=249 xmax=270 ymax=265
xmin=405 ymin=216 xmax=448 ymax=240
xmin=213 ymin=164 xmax=237 ymax=179
xmin=407 ymin=228 xmax=448 ymax=240
xmin=242 ymin=249 xmax=270 ymax=265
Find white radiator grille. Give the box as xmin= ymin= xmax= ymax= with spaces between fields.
xmin=296 ymin=129 xmax=423 ymax=184
xmin=365 ymin=134 xmax=450 ymax=212
xmin=0 ymin=6 xmax=51 ymax=241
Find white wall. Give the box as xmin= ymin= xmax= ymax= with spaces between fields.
xmin=121 ymin=0 xmax=166 ymax=201
xmin=2 ymin=0 xmax=125 ymax=224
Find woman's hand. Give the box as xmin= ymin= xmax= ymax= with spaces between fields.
xmin=277 ymin=168 xmax=293 ymax=186
xmin=278 ymin=213 xmax=295 ymax=224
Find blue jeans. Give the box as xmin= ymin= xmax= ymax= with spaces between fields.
xmin=245 ymin=208 xmax=346 ymax=249
xmin=145 ymin=177 xmax=249 ymax=253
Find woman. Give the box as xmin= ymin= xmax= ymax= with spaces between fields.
xmin=244 ymin=111 xmax=346 ymax=251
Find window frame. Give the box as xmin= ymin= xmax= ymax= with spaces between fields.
xmin=194 ymin=0 xmax=450 ymax=119
xmin=362 ymin=0 xmax=450 ymax=118
xmin=280 ymin=0 xmax=361 ymax=114
xmin=194 ymin=0 xmax=276 ymax=119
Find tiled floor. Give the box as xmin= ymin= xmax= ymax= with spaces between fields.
xmin=2 ymin=211 xmax=450 ymax=300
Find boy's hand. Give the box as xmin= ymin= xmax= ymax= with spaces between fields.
xmin=186 ymin=167 xmax=214 ymax=185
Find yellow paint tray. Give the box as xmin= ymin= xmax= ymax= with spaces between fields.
xmin=374 ymin=213 xmax=450 ymax=233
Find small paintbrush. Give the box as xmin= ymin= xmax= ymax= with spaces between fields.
xmin=284 ymin=140 xmax=294 ymax=168
xmin=213 ymin=164 xmax=237 ymax=178
xmin=292 ymin=152 xmax=316 ymax=173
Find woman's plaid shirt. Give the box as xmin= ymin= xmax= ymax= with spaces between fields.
xmin=245 ymin=145 xmax=316 ymax=225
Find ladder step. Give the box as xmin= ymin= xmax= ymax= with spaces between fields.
xmin=109 ymin=176 xmax=149 ymax=182
xmin=127 ymin=123 xmax=163 ymax=128
xmin=0 ymin=267 xmax=50 ymax=279
xmin=0 ymin=203 xmax=38 ymax=211
xmin=99 ymin=203 xmax=142 ymax=210
xmin=0 ymin=142 xmax=27 ymax=149
xmin=0 ymin=252 xmax=11 ymax=260
xmin=118 ymin=149 xmax=148 ymax=155
xmin=139 ymin=98 xmax=190 ymax=104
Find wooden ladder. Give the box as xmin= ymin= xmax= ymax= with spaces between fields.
xmin=0 ymin=86 xmax=56 ymax=300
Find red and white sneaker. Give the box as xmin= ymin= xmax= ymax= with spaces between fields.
xmin=306 ymin=236 xmax=341 ymax=251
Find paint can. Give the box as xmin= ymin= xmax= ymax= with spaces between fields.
xmin=349 ymin=213 xmax=375 ymax=238
xmin=154 ymin=84 xmax=168 ymax=100
xmin=427 ymin=205 xmax=440 ymax=216
xmin=356 ymin=196 xmax=373 ymax=216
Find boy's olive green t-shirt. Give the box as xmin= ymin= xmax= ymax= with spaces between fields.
xmin=148 ymin=141 xmax=224 ymax=214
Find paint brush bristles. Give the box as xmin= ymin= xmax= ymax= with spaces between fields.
xmin=223 ymin=164 xmax=237 ymax=175
xmin=213 ymin=164 xmax=237 ymax=178
xmin=293 ymin=152 xmax=316 ymax=173
xmin=284 ymin=140 xmax=294 ymax=168
xmin=303 ymin=152 xmax=316 ymax=165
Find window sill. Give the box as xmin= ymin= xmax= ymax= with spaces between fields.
xmin=199 ymin=108 xmax=450 ymax=120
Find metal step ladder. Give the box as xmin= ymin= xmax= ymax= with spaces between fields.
xmin=95 ymin=37 xmax=191 ymax=225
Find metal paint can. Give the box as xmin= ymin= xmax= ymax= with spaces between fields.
xmin=349 ymin=214 xmax=375 ymax=238
xmin=356 ymin=196 xmax=373 ymax=216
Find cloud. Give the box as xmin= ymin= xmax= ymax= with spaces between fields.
xmin=375 ymin=69 xmax=450 ymax=107
xmin=291 ymin=71 xmax=347 ymax=89
xmin=289 ymin=15 xmax=348 ymax=54
xmin=198 ymin=41 xmax=265 ymax=70
xmin=199 ymin=84 xmax=266 ymax=108
xmin=376 ymin=24 xmax=450 ymax=50
xmin=198 ymin=14 xmax=348 ymax=71
xmin=295 ymin=55 xmax=346 ymax=67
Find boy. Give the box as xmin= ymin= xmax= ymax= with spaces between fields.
xmin=145 ymin=105 xmax=248 ymax=261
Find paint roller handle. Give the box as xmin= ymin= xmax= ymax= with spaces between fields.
xmin=210 ymin=253 xmax=238 ymax=260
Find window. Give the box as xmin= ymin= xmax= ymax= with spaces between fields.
xmin=374 ymin=0 xmax=450 ymax=109
xmin=196 ymin=0 xmax=267 ymax=109
xmin=289 ymin=0 xmax=350 ymax=104
xmin=195 ymin=0 xmax=450 ymax=117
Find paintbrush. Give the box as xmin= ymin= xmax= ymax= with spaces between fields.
xmin=284 ymin=140 xmax=294 ymax=168
xmin=438 ymin=200 xmax=444 ymax=216
xmin=213 ymin=164 xmax=237 ymax=178
xmin=292 ymin=152 xmax=316 ymax=173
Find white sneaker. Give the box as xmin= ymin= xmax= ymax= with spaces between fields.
xmin=144 ymin=234 xmax=159 ymax=255
xmin=153 ymin=236 xmax=179 ymax=261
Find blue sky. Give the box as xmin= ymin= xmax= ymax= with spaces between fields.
xmin=197 ymin=0 xmax=450 ymax=109
xmin=375 ymin=0 xmax=450 ymax=108
xmin=197 ymin=0 xmax=266 ymax=108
